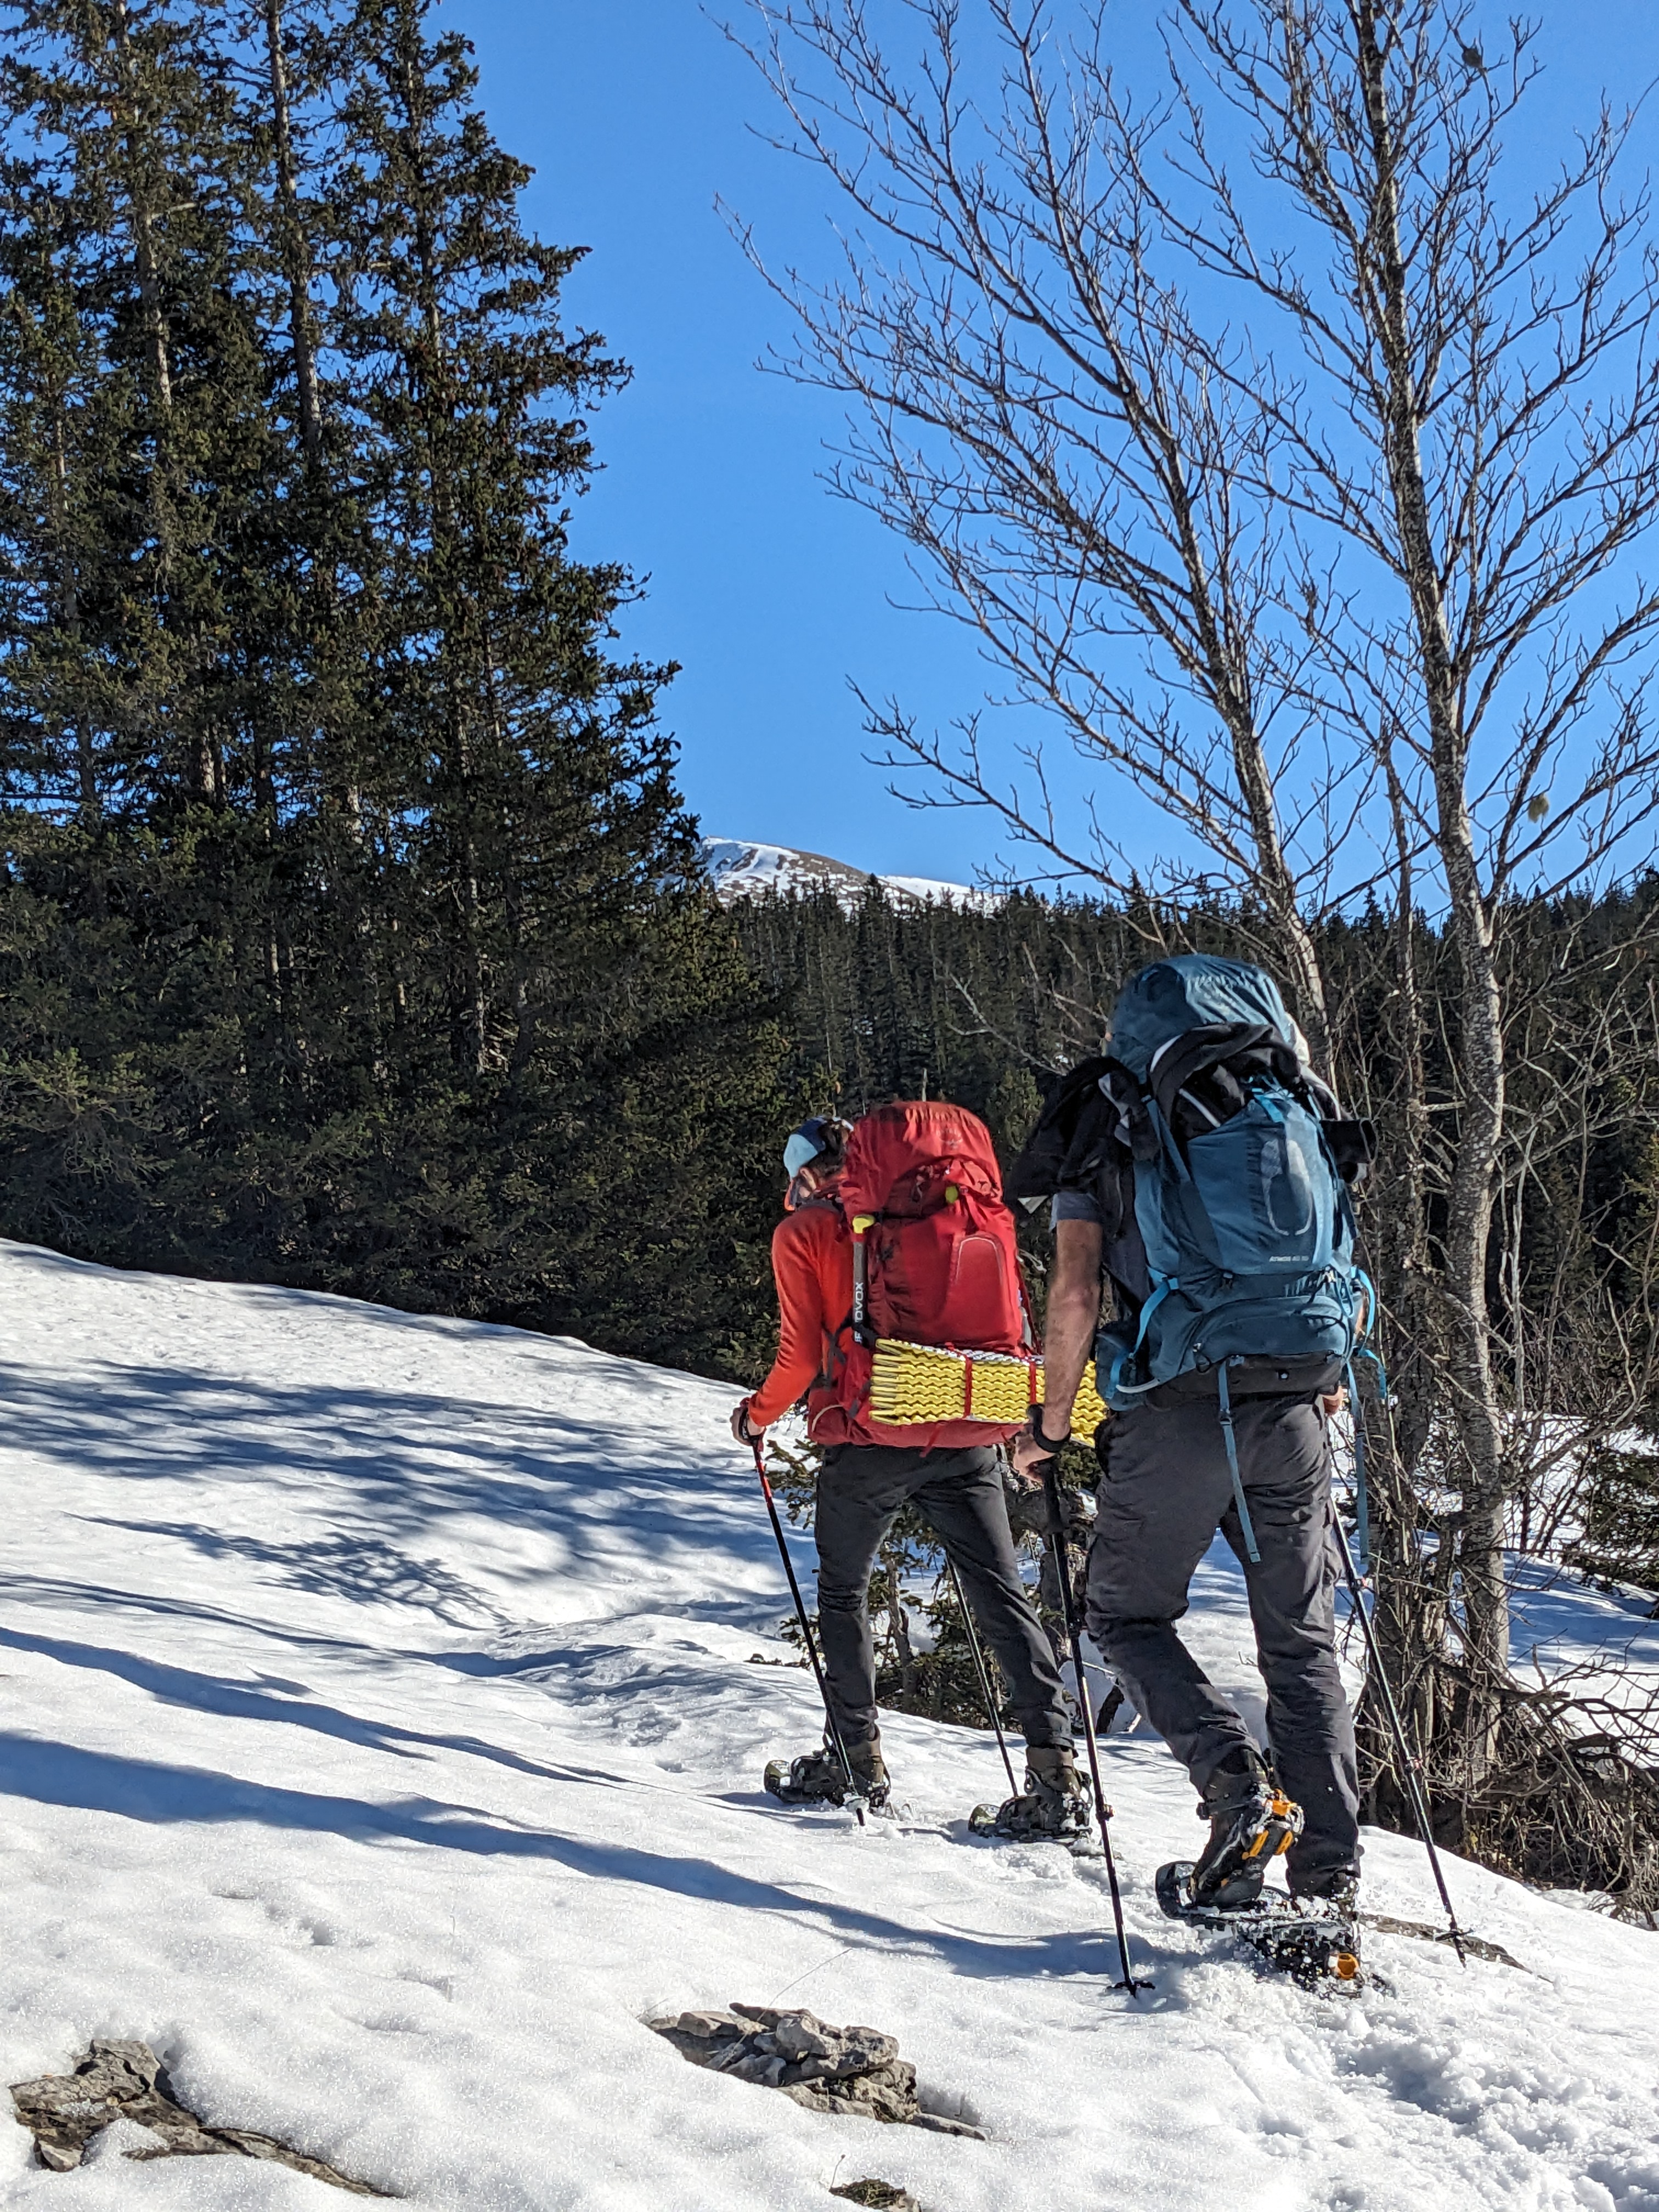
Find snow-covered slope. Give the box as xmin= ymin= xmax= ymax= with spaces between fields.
xmin=701 ymin=837 xmax=996 ymax=911
xmin=1 ymin=1240 xmax=1657 ymax=2211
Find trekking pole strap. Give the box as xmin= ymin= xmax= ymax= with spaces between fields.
xmin=1217 ymin=1364 xmax=1261 ymax=1564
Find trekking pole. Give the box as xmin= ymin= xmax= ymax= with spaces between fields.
xmin=945 ymin=1557 xmax=1019 ymax=1799
xmin=1328 ymin=1506 xmax=1467 ymax=1966
xmin=1040 ymin=1455 xmax=1150 ymax=1995
xmin=752 ymin=1437 xmax=866 ymax=1828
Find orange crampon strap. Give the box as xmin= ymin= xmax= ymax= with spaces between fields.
xmin=1242 ymin=1791 xmax=1303 ymax=1860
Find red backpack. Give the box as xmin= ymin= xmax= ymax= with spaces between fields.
xmin=811 ymin=1101 xmax=1030 ymax=1450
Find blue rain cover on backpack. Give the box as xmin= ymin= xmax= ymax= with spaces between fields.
xmin=1097 ymin=955 xmax=1364 ymax=1407
xmin=1110 ymin=955 xmax=1299 ymax=1081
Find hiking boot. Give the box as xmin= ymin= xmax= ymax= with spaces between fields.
xmin=978 ymin=1743 xmax=1094 ymax=1842
xmin=1290 ymin=1866 xmax=1360 ymax=1915
xmin=1190 ymin=1746 xmax=1304 ymax=1909
xmin=764 ymin=1735 xmax=889 ymax=1811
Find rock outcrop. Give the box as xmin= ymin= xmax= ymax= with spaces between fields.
xmin=10 ymin=2039 xmax=387 ymax=2193
xmin=650 ymin=2004 xmax=984 ymax=2137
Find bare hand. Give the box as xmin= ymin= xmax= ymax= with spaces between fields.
xmin=1011 ymin=1424 xmax=1063 ymax=1477
xmin=730 ymin=1401 xmax=762 ymax=1446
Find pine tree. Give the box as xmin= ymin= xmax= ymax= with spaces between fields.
xmin=0 ymin=0 xmax=792 ymax=1375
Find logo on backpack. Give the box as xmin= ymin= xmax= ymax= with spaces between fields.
xmin=1095 ymin=956 xmax=1375 ymax=1410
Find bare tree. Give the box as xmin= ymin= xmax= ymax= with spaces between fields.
xmin=729 ymin=0 xmax=1355 ymax=1067
xmin=1165 ymin=0 xmax=1659 ymax=1734
xmin=738 ymin=0 xmax=1659 ymax=1805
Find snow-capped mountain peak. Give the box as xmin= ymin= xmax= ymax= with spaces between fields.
xmin=701 ymin=836 xmax=996 ymax=911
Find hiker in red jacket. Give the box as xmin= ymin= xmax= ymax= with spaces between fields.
xmin=732 ymin=1114 xmax=1080 ymax=1830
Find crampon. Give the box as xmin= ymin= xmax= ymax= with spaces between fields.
xmin=1156 ymin=1861 xmax=1375 ymax=1990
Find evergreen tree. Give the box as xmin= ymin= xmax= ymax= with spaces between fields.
xmin=0 ymin=0 xmax=791 ymax=1375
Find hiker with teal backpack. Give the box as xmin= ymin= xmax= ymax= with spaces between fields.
xmin=1009 ymin=956 xmax=1377 ymax=1915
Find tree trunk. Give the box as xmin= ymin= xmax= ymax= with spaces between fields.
xmin=1156 ymin=439 xmax=1334 ymax=1073
xmin=393 ymin=7 xmax=489 ymax=1075
xmin=262 ymin=0 xmax=323 ymax=464
xmin=885 ymin=1554 xmax=917 ymax=1701
xmin=47 ymin=392 xmax=98 ymax=824
xmin=110 ymin=0 xmax=172 ymax=413
xmin=1353 ymin=747 xmax=1446 ymax=1804
xmin=1355 ymin=0 xmax=1509 ymax=1726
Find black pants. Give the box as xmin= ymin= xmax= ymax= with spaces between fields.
xmin=1083 ymin=1395 xmax=1361 ymax=1889
xmin=815 ymin=1441 xmax=1071 ymax=1754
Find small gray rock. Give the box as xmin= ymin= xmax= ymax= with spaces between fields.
xmin=778 ymin=2081 xmax=836 ymax=2113
xmin=831 ymin=2062 xmax=920 ymax=2125
xmin=702 ymin=2039 xmax=759 ymax=2075
xmin=666 ymin=2011 xmax=746 ymax=2041
xmin=769 ymin=2013 xmax=834 ymax=2061
xmin=650 ymin=2004 xmax=981 ymax=2141
xmin=727 ymin=2053 xmax=788 ymax=2087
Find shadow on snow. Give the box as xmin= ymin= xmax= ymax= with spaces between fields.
xmin=0 ymin=1731 xmax=1120 ymax=1986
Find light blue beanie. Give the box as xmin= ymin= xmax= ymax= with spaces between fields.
xmin=786 ymin=1115 xmax=849 ymax=1178
xmin=784 ymin=1123 xmax=828 ymax=1177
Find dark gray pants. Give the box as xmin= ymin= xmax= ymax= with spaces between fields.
xmin=1084 ymin=1395 xmax=1360 ymax=1889
xmin=815 ymin=1441 xmax=1071 ymax=1754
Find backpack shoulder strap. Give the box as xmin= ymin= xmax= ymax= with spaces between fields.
xmin=1099 ymin=1058 xmax=1159 ymax=1164
xmin=1006 ymin=1055 xmax=1116 ymax=1199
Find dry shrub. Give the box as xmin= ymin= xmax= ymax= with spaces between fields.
xmin=1362 ymin=1656 xmax=1659 ymax=1926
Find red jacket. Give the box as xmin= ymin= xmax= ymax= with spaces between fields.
xmin=747 ymin=1193 xmax=851 ymax=1432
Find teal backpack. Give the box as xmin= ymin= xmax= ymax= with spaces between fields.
xmin=1095 ymin=957 xmax=1374 ymax=1550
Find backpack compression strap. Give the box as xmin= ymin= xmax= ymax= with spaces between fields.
xmin=1217 ymin=1362 xmax=1262 ymax=1565
xmin=1146 ymin=1021 xmax=1276 ymax=1130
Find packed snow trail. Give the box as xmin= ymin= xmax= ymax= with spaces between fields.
xmin=0 ymin=1241 xmax=1655 ymax=2211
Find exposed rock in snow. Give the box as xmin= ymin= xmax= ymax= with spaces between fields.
xmin=9 ymin=2038 xmax=384 ymax=2191
xmin=649 ymin=2006 xmax=985 ymax=2136
xmin=700 ymin=836 xmax=997 ymax=911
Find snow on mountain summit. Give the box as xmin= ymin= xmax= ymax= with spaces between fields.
xmin=1 ymin=1238 xmax=1657 ymax=2209
xmin=701 ymin=836 xmax=997 ymax=910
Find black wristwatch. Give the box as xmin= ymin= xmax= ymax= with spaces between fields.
xmin=1028 ymin=1405 xmax=1070 ymax=1457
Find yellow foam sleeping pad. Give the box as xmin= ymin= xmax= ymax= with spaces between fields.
xmin=866 ymin=1339 xmax=1109 ymax=1442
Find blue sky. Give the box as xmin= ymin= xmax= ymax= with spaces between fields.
xmin=447 ymin=1 xmax=1659 ymax=890
xmin=449 ymin=0 xmax=1006 ymax=884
